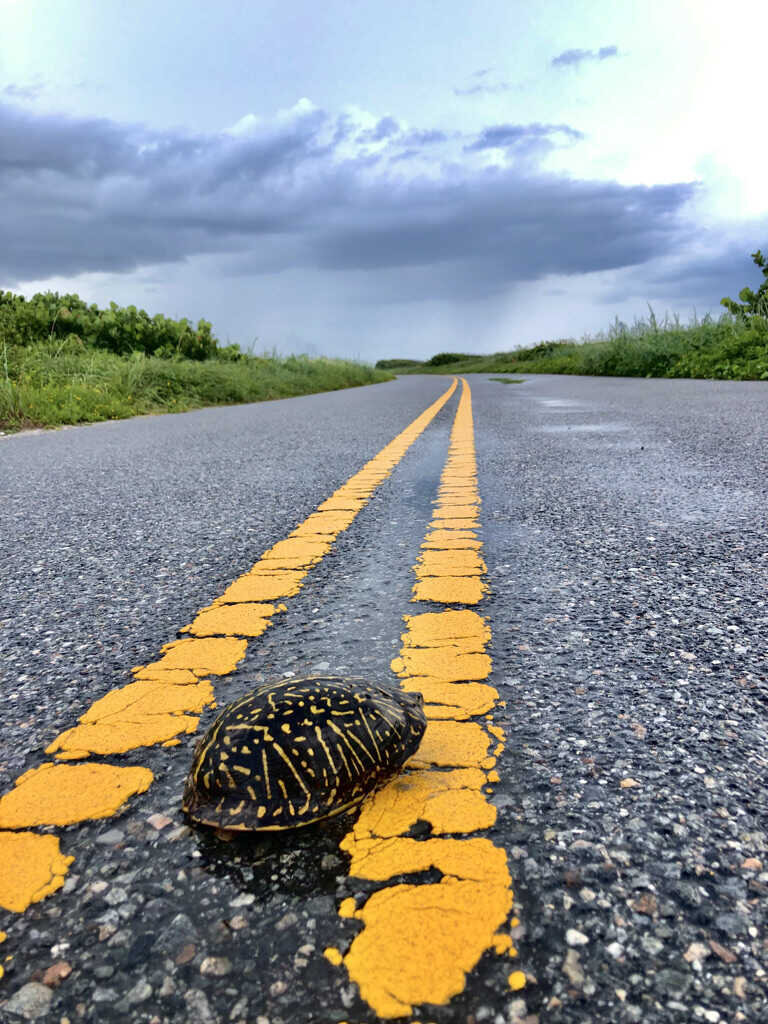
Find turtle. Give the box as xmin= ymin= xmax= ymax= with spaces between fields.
xmin=182 ymin=676 xmax=426 ymax=831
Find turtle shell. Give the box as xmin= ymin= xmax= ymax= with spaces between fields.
xmin=182 ymin=676 xmax=426 ymax=831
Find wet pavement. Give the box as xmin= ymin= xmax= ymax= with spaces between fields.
xmin=1 ymin=374 xmax=766 ymax=1023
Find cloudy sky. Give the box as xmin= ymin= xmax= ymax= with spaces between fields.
xmin=2 ymin=0 xmax=767 ymax=360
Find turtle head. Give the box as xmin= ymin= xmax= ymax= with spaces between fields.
xmin=397 ymin=688 xmax=424 ymax=712
xmin=395 ymin=689 xmax=427 ymax=753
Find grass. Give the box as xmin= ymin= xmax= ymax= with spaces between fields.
xmin=0 ymin=339 xmax=393 ymax=432
xmin=5 ymin=298 xmax=766 ymax=433
xmin=381 ymin=309 xmax=768 ymax=381
xmin=488 ymin=377 xmax=525 ymax=384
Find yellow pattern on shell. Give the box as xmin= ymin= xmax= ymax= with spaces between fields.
xmin=183 ymin=678 xmax=426 ymax=830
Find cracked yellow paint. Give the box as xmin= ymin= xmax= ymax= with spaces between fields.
xmin=422 ymin=530 xmax=482 ymax=549
xmin=333 ymin=378 xmax=516 ymax=1018
xmin=400 ymin=679 xmax=497 ymax=719
xmin=429 ymin=517 xmax=479 ymax=532
xmin=290 ymin=510 xmax=359 ymax=535
xmin=0 ymin=832 xmax=74 ymax=913
xmin=46 ymin=679 xmax=215 ymax=759
xmin=338 ymin=897 xmax=358 ymax=918
xmin=213 ymin=569 xmax=306 ymax=603
xmin=342 ymin=842 xmax=513 ymax=1018
xmin=410 ymin=719 xmax=494 ymax=769
xmin=0 ymin=380 xmax=458 ymax=913
xmin=131 ymin=667 xmax=200 ymax=684
xmin=412 ymin=575 xmax=487 ymax=604
xmin=139 ymin=636 xmax=248 ymax=675
xmin=262 ymin=538 xmax=333 ymax=567
xmin=429 ymin=503 xmax=480 ymax=521
xmin=0 ymin=763 xmax=153 ymax=829
xmin=415 ymin=550 xmax=486 ymax=576
xmin=77 ymin=679 xmax=213 ymax=723
xmin=346 ymin=768 xmax=494 ymax=837
xmin=392 ymin=648 xmax=491 ymax=681
xmin=182 ymin=602 xmax=280 ymax=637
xmin=400 ymin=608 xmax=490 ymax=645
xmin=342 ymin=835 xmax=509 ymax=885
xmin=317 ymin=496 xmax=367 ymax=512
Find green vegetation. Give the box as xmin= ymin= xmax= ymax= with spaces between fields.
xmin=488 ymin=377 xmax=524 ymax=384
xmin=396 ymin=310 xmax=767 ymax=380
xmin=426 ymin=352 xmax=485 ymax=367
xmin=3 ymin=250 xmax=765 ymax=433
xmin=374 ymin=358 xmax=424 ymax=370
xmin=720 ymin=249 xmax=768 ymax=323
xmin=383 ymin=252 xmax=768 ymax=381
xmin=0 ymin=289 xmax=224 ymax=361
xmin=0 ymin=290 xmax=391 ymax=432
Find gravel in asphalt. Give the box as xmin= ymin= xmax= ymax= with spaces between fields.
xmin=0 ymin=374 xmax=766 ymax=1024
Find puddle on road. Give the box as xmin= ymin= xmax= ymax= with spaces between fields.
xmin=537 ymin=422 xmax=630 ymax=433
xmin=536 ymin=399 xmax=587 ymax=410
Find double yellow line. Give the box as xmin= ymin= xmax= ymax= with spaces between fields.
xmin=0 ymin=378 xmax=523 ymax=1019
xmin=325 ymin=378 xmax=522 ymax=1018
xmin=0 ymin=380 xmax=456 ymax=919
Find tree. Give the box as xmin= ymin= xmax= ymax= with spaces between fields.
xmin=721 ymin=250 xmax=768 ymax=322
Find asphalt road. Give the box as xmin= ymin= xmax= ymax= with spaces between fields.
xmin=1 ymin=373 xmax=767 ymax=1024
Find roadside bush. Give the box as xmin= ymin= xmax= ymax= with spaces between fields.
xmin=670 ymin=316 xmax=768 ymax=379
xmin=375 ymin=358 xmax=424 ymax=369
xmin=0 ymin=290 xmax=219 ymax=360
xmin=388 ymin=306 xmax=767 ymax=381
xmin=426 ymin=352 xmax=484 ymax=366
xmin=721 ymin=249 xmax=768 ymax=322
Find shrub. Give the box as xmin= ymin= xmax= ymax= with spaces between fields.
xmin=375 ymin=358 xmax=424 ymax=369
xmin=426 ymin=352 xmax=484 ymax=366
xmin=0 ymin=290 xmax=220 ymax=360
xmin=721 ymin=249 xmax=768 ymax=322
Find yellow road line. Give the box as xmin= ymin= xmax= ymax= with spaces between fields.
xmin=0 ymin=380 xmax=457 ymax=915
xmin=325 ymin=378 xmax=520 ymax=1018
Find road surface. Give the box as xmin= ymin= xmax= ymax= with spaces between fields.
xmin=0 ymin=373 xmax=766 ymax=1023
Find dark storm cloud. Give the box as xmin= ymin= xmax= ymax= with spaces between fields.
xmin=0 ymin=100 xmax=334 ymax=278
xmin=552 ymin=45 xmax=619 ymax=67
xmin=0 ymin=102 xmax=138 ymax=175
xmin=465 ymin=122 xmax=584 ymax=150
xmin=308 ymin=173 xmax=699 ymax=298
xmin=0 ymin=98 xmax=703 ymax=301
xmin=597 ymin=236 xmax=768 ymax=311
